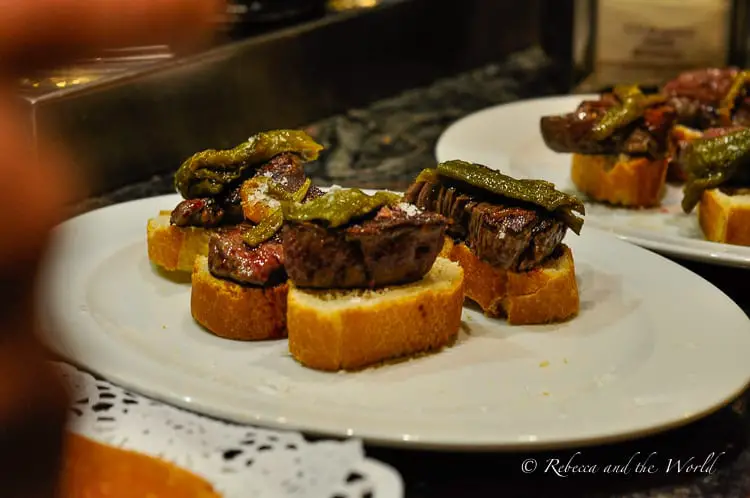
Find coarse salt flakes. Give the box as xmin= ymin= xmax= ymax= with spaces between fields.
xmin=397 ymin=202 xmax=422 ymax=217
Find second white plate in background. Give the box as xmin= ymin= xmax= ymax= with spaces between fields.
xmin=435 ymin=95 xmax=750 ymax=268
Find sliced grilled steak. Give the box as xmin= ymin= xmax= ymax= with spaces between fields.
xmin=621 ymin=127 xmax=659 ymax=156
xmin=642 ymin=105 xmax=678 ymax=144
xmin=221 ymin=183 xmax=244 ymax=223
xmin=539 ymin=103 xmax=613 ymax=154
xmin=410 ymin=179 xmax=472 ymax=238
xmin=662 ymin=67 xmax=750 ymax=128
xmin=170 ymin=198 xmax=225 ymax=227
xmin=540 ymin=97 xmax=676 ymax=157
xmin=662 ymin=67 xmax=739 ymax=103
xmin=171 ymin=184 xmax=245 ymax=227
xmin=254 ymin=152 xmax=324 ymax=201
xmin=207 ymin=228 xmax=286 ymax=287
xmin=467 ymin=203 xmax=566 ymax=271
xmin=404 ymin=180 xmax=566 ymax=271
xmin=256 ymin=152 xmax=307 ymax=193
xmin=282 ymin=205 xmax=447 ymax=289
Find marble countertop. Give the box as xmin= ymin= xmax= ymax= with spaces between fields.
xmin=69 ymin=46 xmax=750 ymax=498
xmin=73 ymin=46 xmax=559 ymax=213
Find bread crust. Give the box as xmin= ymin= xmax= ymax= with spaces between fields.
xmin=449 ymin=242 xmax=579 ymax=325
xmin=698 ymin=188 xmax=750 ymax=246
xmin=146 ymin=214 xmax=212 ymax=273
xmin=190 ymin=256 xmax=288 ymax=341
xmin=286 ymin=257 xmax=465 ymax=371
xmin=571 ymin=153 xmax=668 ymax=208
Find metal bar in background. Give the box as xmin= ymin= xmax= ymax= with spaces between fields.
xmin=26 ymin=0 xmax=539 ymax=197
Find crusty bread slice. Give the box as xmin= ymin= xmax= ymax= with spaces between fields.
xmin=190 ymin=256 xmax=288 ymax=341
xmin=571 ymin=153 xmax=668 ymax=208
xmin=449 ymin=242 xmax=579 ymax=325
xmin=697 ymin=188 xmax=750 ymax=246
xmin=286 ymin=257 xmax=465 ymax=372
xmin=146 ymin=213 xmax=212 ymax=273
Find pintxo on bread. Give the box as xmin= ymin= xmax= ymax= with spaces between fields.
xmin=146 ymin=130 xmax=323 ymax=273
xmin=146 ymin=129 xmax=323 ymax=341
xmin=404 ymin=160 xmax=584 ymax=325
xmin=540 ymin=86 xmax=677 ymax=208
xmin=187 ymin=135 xmax=325 ymax=341
xmin=280 ymin=188 xmax=465 ymax=371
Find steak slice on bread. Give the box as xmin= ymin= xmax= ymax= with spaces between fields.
xmin=190 ymin=228 xmax=289 ymax=341
xmin=405 ymin=160 xmax=584 ymax=324
xmin=280 ymin=188 xmax=464 ymax=371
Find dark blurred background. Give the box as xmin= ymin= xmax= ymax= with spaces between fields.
xmin=23 ymin=0 xmax=747 ymax=197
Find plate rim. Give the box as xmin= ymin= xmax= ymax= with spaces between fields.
xmin=41 ymin=193 xmax=750 ymax=452
xmin=434 ymin=94 xmax=750 ymax=269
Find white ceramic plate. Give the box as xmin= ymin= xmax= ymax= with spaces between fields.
xmin=40 ymin=194 xmax=750 ymax=451
xmin=435 ymin=94 xmax=750 ymax=268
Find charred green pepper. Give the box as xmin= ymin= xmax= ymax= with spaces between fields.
xmin=283 ymin=188 xmax=401 ymax=228
xmin=252 ymin=176 xmax=312 ymax=203
xmin=434 ymin=160 xmax=586 ymax=234
xmin=273 ymin=178 xmax=311 ymax=203
xmin=719 ymin=71 xmax=750 ymax=126
xmin=591 ymin=85 xmax=666 ymax=141
xmin=612 ymin=85 xmax=642 ymax=102
xmin=175 ymin=130 xmax=323 ymax=199
xmin=243 ymin=208 xmax=285 ymax=247
xmin=681 ymin=128 xmax=750 ymax=213
xmin=414 ymin=168 xmax=439 ymax=184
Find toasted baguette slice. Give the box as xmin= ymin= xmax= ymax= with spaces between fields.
xmin=571 ymin=153 xmax=668 ymax=208
xmin=287 ymin=257 xmax=464 ymax=372
xmin=190 ymin=256 xmax=288 ymax=341
xmin=698 ymin=188 xmax=750 ymax=246
xmin=448 ymin=241 xmax=578 ymax=325
xmin=146 ymin=213 xmax=212 ymax=273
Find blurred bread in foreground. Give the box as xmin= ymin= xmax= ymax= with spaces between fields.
xmin=60 ymin=433 xmax=220 ymax=497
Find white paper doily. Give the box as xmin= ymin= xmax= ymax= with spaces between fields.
xmin=56 ymin=362 xmax=403 ymax=498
